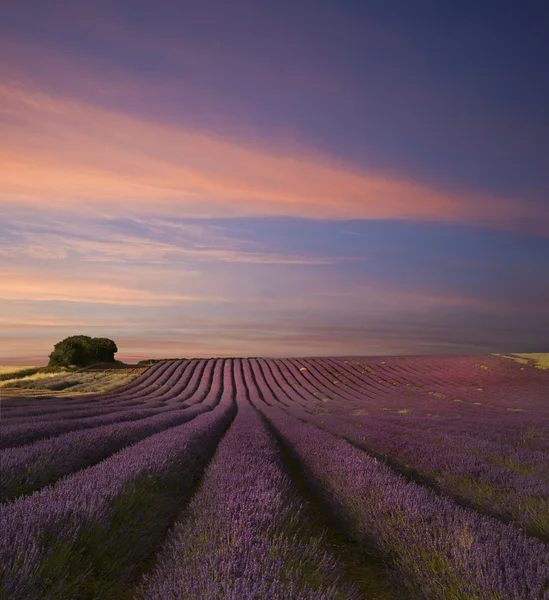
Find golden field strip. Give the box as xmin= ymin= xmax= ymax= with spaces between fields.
xmin=0 ymin=365 xmax=148 ymax=396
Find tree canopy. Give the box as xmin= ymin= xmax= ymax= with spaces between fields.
xmin=48 ymin=335 xmax=118 ymax=368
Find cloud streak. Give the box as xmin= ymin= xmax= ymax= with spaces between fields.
xmin=0 ymin=265 xmax=230 ymax=307
xmin=1 ymin=81 xmax=545 ymax=232
xmin=0 ymin=227 xmax=341 ymax=266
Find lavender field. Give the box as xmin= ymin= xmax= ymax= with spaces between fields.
xmin=1 ymin=355 xmax=548 ymax=599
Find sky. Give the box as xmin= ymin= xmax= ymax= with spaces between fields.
xmin=1 ymin=0 xmax=548 ymax=364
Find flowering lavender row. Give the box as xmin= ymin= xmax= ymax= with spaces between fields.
xmin=3 ymin=398 xmax=158 ymax=425
xmin=1 ymin=407 xmax=156 ymax=449
xmin=367 ymin=412 xmax=549 ymax=453
xmin=305 ymin=356 xmax=548 ymax=429
xmin=247 ymin=360 xmax=549 ymax=600
xmin=292 ymin=357 xmax=549 ymax=473
xmin=137 ymin=364 xmax=359 ymax=600
xmin=320 ymin=354 xmax=548 ymax=441
xmin=307 ymin=409 xmax=549 ymax=539
xmin=0 ymin=360 xmax=210 ymax=449
xmin=1 ymin=404 xmax=182 ymax=449
xmin=313 ymin=355 xmax=541 ymax=422
xmin=0 ymin=366 xmax=175 ymax=425
xmin=332 ymin=403 xmax=549 ymax=456
xmin=257 ymin=359 xmax=316 ymax=413
xmin=0 ymin=359 xmax=188 ymax=424
xmin=333 ymin=354 xmax=549 ymax=399
xmin=257 ymin=356 xmax=549 ymax=464
xmin=284 ymin=356 xmax=549 ymax=480
xmin=0 ymin=359 xmax=235 ymax=600
xmin=0 ymin=361 xmax=223 ymax=502
xmin=0 ymin=361 xmax=192 ymax=424
xmin=0 ymin=360 xmax=173 ymax=418
xmin=69 ymin=359 xmax=185 ymax=406
xmin=326 ymin=355 xmax=549 ymax=419
xmin=255 ymin=402 xmax=549 ymax=600
xmin=348 ymin=413 xmax=549 ymax=478
xmin=269 ymin=358 xmax=549 ymax=538
xmin=94 ymin=359 xmax=185 ymax=400
xmin=90 ymin=360 xmax=179 ymax=398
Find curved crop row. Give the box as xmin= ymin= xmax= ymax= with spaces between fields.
xmin=0 ymin=360 xmax=173 ymax=417
xmin=247 ymin=360 xmax=549 ymax=599
xmin=272 ymin=358 xmax=549 ymax=538
xmin=0 ymin=361 xmax=193 ymax=424
xmin=294 ymin=356 xmax=549 ymax=475
xmin=2 ymin=355 xmax=547 ymax=598
xmin=0 ymin=360 xmax=223 ymax=502
xmin=323 ymin=357 xmax=549 ymax=453
xmin=257 ymin=408 xmax=548 ymax=599
xmin=326 ymin=356 xmax=549 ymax=421
xmin=305 ymin=409 xmax=549 ymax=540
xmin=0 ymin=360 xmax=209 ymax=449
xmin=0 ymin=360 xmax=235 ymax=600
xmin=137 ymin=361 xmax=359 ymax=600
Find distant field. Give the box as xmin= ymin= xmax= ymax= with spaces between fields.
xmin=0 ymin=364 xmax=148 ymax=395
xmin=496 ymin=352 xmax=549 ymax=370
xmin=0 ymin=366 xmax=37 ymax=375
xmin=1 ymin=354 xmax=548 ymax=599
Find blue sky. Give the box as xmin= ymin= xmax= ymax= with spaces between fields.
xmin=1 ymin=0 xmax=548 ymax=362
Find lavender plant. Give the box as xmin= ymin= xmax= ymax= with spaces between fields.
xmin=137 ymin=362 xmax=359 ymax=599
xmin=0 ymin=360 xmax=235 ymax=600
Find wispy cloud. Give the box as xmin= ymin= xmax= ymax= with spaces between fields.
xmin=1 ymin=216 xmax=348 ymax=266
xmin=0 ymin=275 xmax=228 ymax=306
xmin=1 ymin=81 xmax=544 ymax=232
xmin=0 ymin=254 xmax=233 ymax=307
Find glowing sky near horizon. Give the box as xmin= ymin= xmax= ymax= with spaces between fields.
xmin=1 ymin=0 xmax=548 ymax=363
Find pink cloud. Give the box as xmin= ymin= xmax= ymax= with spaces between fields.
xmin=1 ymin=80 xmax=544 ymax=231
xmin=0 ymin=271 xmax=229 ymax=307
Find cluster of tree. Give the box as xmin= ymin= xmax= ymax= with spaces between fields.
xmin=136 ymin=358 xmax=185 ymax=365
xmin=48 ymin=335 xmax=118 ymax=368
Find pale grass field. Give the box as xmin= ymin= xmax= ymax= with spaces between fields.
xmin=0 ymin=366 xmax=148 ymax=395
xmin=0 ymin=369 xmax=71 ymax=386
xmin=0 ymin=366 xmax=37 ymax=375
xmin=495 ymin=353 xmax=549 ymax=370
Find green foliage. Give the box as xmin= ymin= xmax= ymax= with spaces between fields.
xmin=48 ymin=335 xmax=118 ymax=368
xmin=136 ymin=358 xmax=185 ymax=365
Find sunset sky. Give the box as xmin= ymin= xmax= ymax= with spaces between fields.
xmin=1 ymin=0 xmax=548 ymax=364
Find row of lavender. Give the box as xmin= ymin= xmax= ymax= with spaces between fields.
xmin=296 ymin=355 xmax=549 ymax=463
xmin=332 ymin=354 xmax=549 ymax=412
xmin=1 ymin=359 xmax=379 ymax=599
xmin=0 ymin=359 xmax=235 ymax=599
xmin=329 ymin=356 xmax=549 ymax=442
xmin=260 ymin=356 xmax=549 ymax=539
xmin=0 ymin=360 xmax=207 ymax=448
xmin=267 ymin=355 xmax=548 ymax=457
xmin=288 ymin=355 xmax=547 ymax=430
xmin=1 ymin=358 xmax=216 ymax=426
xmin=322 ymin=356 xmax=549 ymax=459
xmin=2 ymin=357 xmax=548 ymax=598
xmin=1 ymin=359 xmax=195 ymax=421
xmin=242 ymin=359 xmax=549 ymax=599
xmin=0 ymin=360 xmax=223 ymax=502
xmin=1 ymin=359 xmax=177 ymax=417
xmin=307 ymin=356 xmax=548 ymax=429
xmin=136 ymin=360 xmax=361 ymax=599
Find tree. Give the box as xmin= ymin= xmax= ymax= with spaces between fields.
xmin=48 ymin=335 xmax=118 ymax=368
xmin=92 ymin=338 xmax=118 ymax=363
